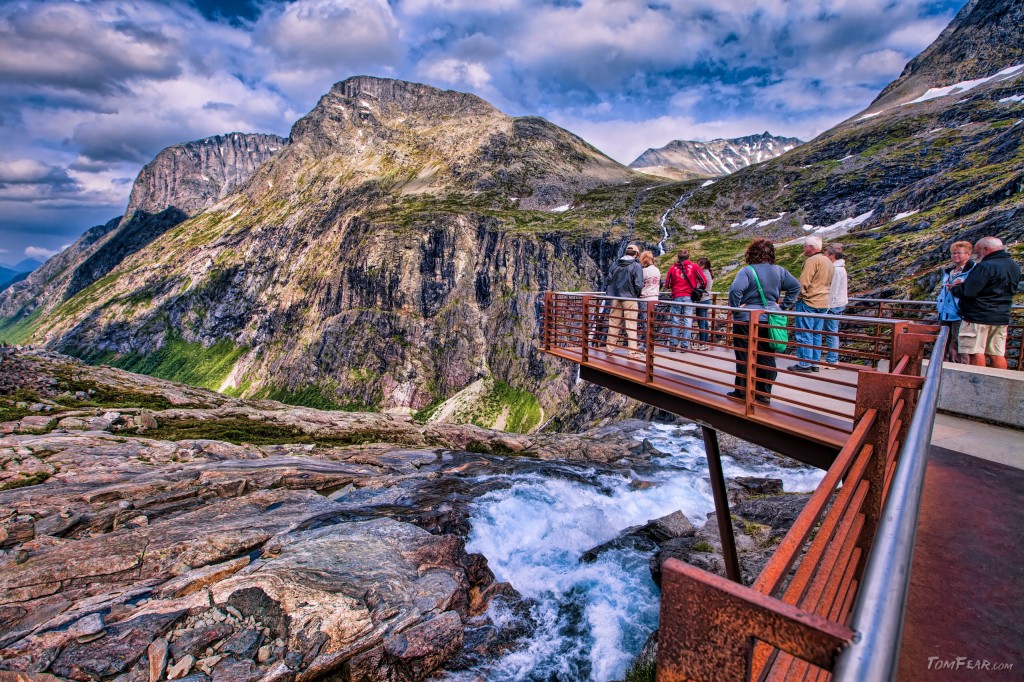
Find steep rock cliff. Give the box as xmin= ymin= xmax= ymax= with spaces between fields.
xmin=0 ymin=133 xmax=285 ymax=321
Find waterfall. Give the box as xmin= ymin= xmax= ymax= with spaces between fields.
xmin=449 ymin=422 xmax=825 ymax=681
xmin=656 ymin=191 xmax=694 ymax=256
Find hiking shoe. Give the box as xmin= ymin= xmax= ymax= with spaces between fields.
xmin=755 ymin=395 xmax=771 ymax=406
xmin=725 ymin=390 xmax=745 ymax=400
xmin=788 ymin=363 xmax=815 ymax=373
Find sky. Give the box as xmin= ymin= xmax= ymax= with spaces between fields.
xmin=0 ymin=0 xmax=969 ymax=263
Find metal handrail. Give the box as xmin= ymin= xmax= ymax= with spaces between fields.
xmin=831 ymin=325 xmax=949 ymax=682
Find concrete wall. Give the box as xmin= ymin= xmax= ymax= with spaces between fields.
xmin=923 ymin=360 xmax=1024 ymax=429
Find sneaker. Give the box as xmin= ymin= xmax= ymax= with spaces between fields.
xmin=628 ymin=351 xmax=644 ymax=360
xmin=822 ymin=363 xmax=838 ymax=370
xmin=788 ymin=363 xmax=815 ymax=373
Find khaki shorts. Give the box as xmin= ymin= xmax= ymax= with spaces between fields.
xmin=958 ymin=322 xmax=1008 ymax=356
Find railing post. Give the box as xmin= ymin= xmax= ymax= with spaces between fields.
xmin=853 ymin=371 xmax=897 ymax=549
xmin=543 ymin=292 xmax=552 ymax=351
xmin=744 ymin=315 xmax=758 ymax=415
xmin=581 ymin=295 xmax=591 ymax=362
xmin=887 ymin=321 xmax=909 ymax=371
xmin=646 ymin=300 xmax=655 ymax=383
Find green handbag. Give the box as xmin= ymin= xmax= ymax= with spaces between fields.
xmin=747 ymin=266 xmax=789 ymax=352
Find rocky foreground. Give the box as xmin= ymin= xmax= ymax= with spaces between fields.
xmin=0 ymin=350 xmax=808 ymax=682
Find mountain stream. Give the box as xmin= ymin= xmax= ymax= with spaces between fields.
xmin=449 ymin=422 xmax=824 ymax=681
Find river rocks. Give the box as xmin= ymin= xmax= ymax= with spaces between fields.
xmin=580 ymin=510 xmax=696 ymax=563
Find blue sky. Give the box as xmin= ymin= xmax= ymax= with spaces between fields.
xmin=0 ymin=0 xmax=968 ymax=263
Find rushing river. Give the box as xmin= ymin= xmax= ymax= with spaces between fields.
xmin=452 ymin=422 xmax=825 ymax=682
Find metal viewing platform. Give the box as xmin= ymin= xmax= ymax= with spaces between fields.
xmin=538 ymin=291 xmax=979 ymax=681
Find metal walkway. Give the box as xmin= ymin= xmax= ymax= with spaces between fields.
xmin=539 ymin=292 xmax=966 ymax=681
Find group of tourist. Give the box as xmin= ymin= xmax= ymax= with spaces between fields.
xmin=602 ymin=233 xmax=1020 ymax=403
xmin=603 ymin=245 xmax=714 ymax=360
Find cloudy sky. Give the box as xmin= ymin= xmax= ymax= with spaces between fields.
xmin=0 ymin=0 xmax=967 ymax=263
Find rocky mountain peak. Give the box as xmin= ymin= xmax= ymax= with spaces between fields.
xmin=629 ymin=132 xmax=803 ymax=179
xmin=125 ymin=132 xmax=286 ymax=219
xmin=872 ymin=0 xmax=1024 ymax=108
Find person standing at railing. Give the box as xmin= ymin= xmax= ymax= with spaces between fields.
xmin=663 ymin=249 xmax=708 ymax=352
xmin=605 ymin=244 xmax=645 ymax=360
xmin=789 ymin=236 xmax=834 ymax=373
xmin=727 ymin=239 xmax=801 ymax=405
xmin=638 ymin=250 xmax=661 ymax=351
xmin=694 ymin=257 xmax=714 ymax=350
xmin=821 ymin=244 xmax=849 ymax=369
xmin=934 ymin=240 xmax=975 ymax=364
xmin=950 ymin=236 xmax=1022 ymax=370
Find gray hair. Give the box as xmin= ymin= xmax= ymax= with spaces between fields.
xmin=825 ymin=243 xmax=844 ymax=258
xmin=804 ymin=235 xmax=823 ymax=251
xmin=976 ymin=236 xmax=1004 ymax=253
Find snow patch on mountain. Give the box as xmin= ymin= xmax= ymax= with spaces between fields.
xmin=629 ymin=132 xmax=803 ymax=178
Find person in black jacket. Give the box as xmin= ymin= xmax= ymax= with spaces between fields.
xmin=950 ymin=237 xmax=1022 ymax=369
xmin=605 ymin=244 xmax=645 ymax=359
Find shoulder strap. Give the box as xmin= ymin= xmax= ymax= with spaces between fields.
xmin=747 ymin=265 xmax=769 ymax=307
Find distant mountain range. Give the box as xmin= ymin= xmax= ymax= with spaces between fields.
xmin=0 ymin=258 xmax=42 ymax=291
xmin=629 ymin=132 xmax=804 ymax=179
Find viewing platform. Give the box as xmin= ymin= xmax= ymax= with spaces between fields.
xmin=539 ymin=291 xmax=1023 ymax=681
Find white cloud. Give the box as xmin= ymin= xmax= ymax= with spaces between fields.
xmin=419 ymin=58 xmax=493 ymax=89
xmin=25 ymin=245 xmax=60 ymax=259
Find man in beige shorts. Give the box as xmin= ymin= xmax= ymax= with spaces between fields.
xmin=950 ymin=237 xmax=1022 ymax=369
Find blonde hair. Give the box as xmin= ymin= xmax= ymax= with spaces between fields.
xmin=950 ymin=240 xmax=972 ymax=255
xmin=640 ymin=250 xmax=655 ymax=267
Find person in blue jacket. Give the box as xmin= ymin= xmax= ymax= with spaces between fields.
xmin=934 ymin=240 xmax=974 ymax=363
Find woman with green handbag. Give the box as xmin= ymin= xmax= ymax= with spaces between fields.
xmin=726 ymin=239 xmax=801 ymax=405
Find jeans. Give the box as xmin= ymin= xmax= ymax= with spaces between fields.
xmin=670 ymin=297 xmax=695 ymax=349
xmin=823 ymin=305 xmax=845 ymax=364
xmin=695 ymin=303 xmax=710 ymax=343
xmin=794 ymin=300 xmax=827 ymax=366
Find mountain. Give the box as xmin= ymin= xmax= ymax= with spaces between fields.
xmin=0 ymin=133 xmax=285 ymax=327
xmin=10 ymin=258 xmax=43 ymax=273
xmin=0 ymin=76 xmax=652 ymax=426
xmin=0 ymin=267 xmax=18 ymax=291
xmin=871 ymin=0 xmax=1024 ymax=110
xmin=629 ymin=132 xmax=804 ymax=179
xmin=663 ymin=0 xmax=1024 ymax=298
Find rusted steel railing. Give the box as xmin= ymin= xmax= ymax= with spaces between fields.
xmin=541 ymin=292 xmax=918 ymax=445
xmin=655 ymin=321 xmax=941 ymax=681
xmin=845 ymin=297 xmax=1023 ymax=370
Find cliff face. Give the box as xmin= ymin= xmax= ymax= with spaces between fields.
xmin=0 ymin=133 xmax=285 ymax=320
xmin=872 ymin=0 xmax=1024 ymax=109
xmin=2 ymin=77 xmax=658 ymax=427
xmin=630 ymin=132 xmax=803 ymax=179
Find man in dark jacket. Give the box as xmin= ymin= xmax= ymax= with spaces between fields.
xmin=605 ymin=244 xmax=644 ymax=359
xmin=950 ymin=236 xmax=1022 ymax=369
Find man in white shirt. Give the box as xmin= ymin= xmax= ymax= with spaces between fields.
xmin=822 ymin=243 xmax=849 ymax=369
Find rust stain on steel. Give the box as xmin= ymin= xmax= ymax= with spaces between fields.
xmin=658 ymin=559 xmax=854 ymax=682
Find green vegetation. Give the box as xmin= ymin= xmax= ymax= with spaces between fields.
xmin=487 ymin=380 xmax=543 ymax=433
xmin=82 ymin=336 xmax=246 ymax=392
xmin=692 ymin=540 xmax=715 ymax=553
xmin=141 ymin=417 xmax=407 ymax=448
xmin=0 ymin=308 xmax=44 ymax=345
xmin=259 ymin=385 xmax=374 ymax=412
xmin=0 ymin=471 xmax=51 ymax=491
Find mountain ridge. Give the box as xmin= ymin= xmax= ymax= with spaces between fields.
xmin=630 ymin=132 xmax=803 ymax=179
